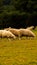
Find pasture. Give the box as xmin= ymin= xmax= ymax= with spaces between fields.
xmin=0 ymin=30 xmax=37 ymax=65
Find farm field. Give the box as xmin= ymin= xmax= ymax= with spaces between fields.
xmin=0 ymin=30 xmax=37 ymax=65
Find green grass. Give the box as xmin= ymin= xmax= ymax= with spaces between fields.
xmin=0 ymin=30 xmax=37 ymax=65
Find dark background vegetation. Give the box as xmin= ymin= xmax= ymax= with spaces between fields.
xmin=0 ymin=0 xmax=37 ymax=29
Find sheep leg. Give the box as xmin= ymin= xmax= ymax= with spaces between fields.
xmin=6 ymin=35 xmax=11 ymax=41
xmin=18 ymin=34 xmax=21 ymax=40
xmin=7 ymin=36 xmax=11 ymax=41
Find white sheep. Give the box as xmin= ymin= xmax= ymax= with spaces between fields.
xmin=0 ymin=30 xmax=16 ymax=40
xmin=19 ymin=28 xmax=36 ymax=37
xmin=4 ymin=28 xmax=20 ymax=39
xmin=4 ymin=27 xmax=36 ymax=40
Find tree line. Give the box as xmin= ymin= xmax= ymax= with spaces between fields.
xmin=0 ymin=0 xmax=37 ymax=29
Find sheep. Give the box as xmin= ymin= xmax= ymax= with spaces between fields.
xmin=26 ymin=26 xmax=34 ymax=30
xmin=4 ymin=27 xmax=20 ymax=39
xmin=19 ymin=28 xmax=36 ymax=38
xmin=4 ymin=27 xmax=36 ymax=40
xmin=0 ymin=30 xmax=16 ymax=40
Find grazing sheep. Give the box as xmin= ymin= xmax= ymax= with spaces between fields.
xmin=4 ymin=27 xmax=36 ymax=40
xmin=26 ymin=26 xmax=34 ymax=30
xmin=0 ymin=30 xmax=16 ymax=39
xmin=4 ymin=28 xmax=20 ymax=39
xmin=19 ymin=29 xmax=36 ymax=37
xmin=4 ymin=27 xmax=21 ymax=40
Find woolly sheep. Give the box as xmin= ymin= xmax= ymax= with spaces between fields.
xmin=19 ymin=28 xmax=36 ymax=37
xmin=0 ymin=30 xmax=16 ymax=39
xmin=4 ymin=27 xmax=36 ymax=39
xmin=4 ymin=28 xmax=20 ymax=38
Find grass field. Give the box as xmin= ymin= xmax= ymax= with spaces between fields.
xmin=0 ymin=30 xmax=37 ymax=65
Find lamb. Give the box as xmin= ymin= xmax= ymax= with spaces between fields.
xmin=0 ymin=30 xmax=16 ymax=39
